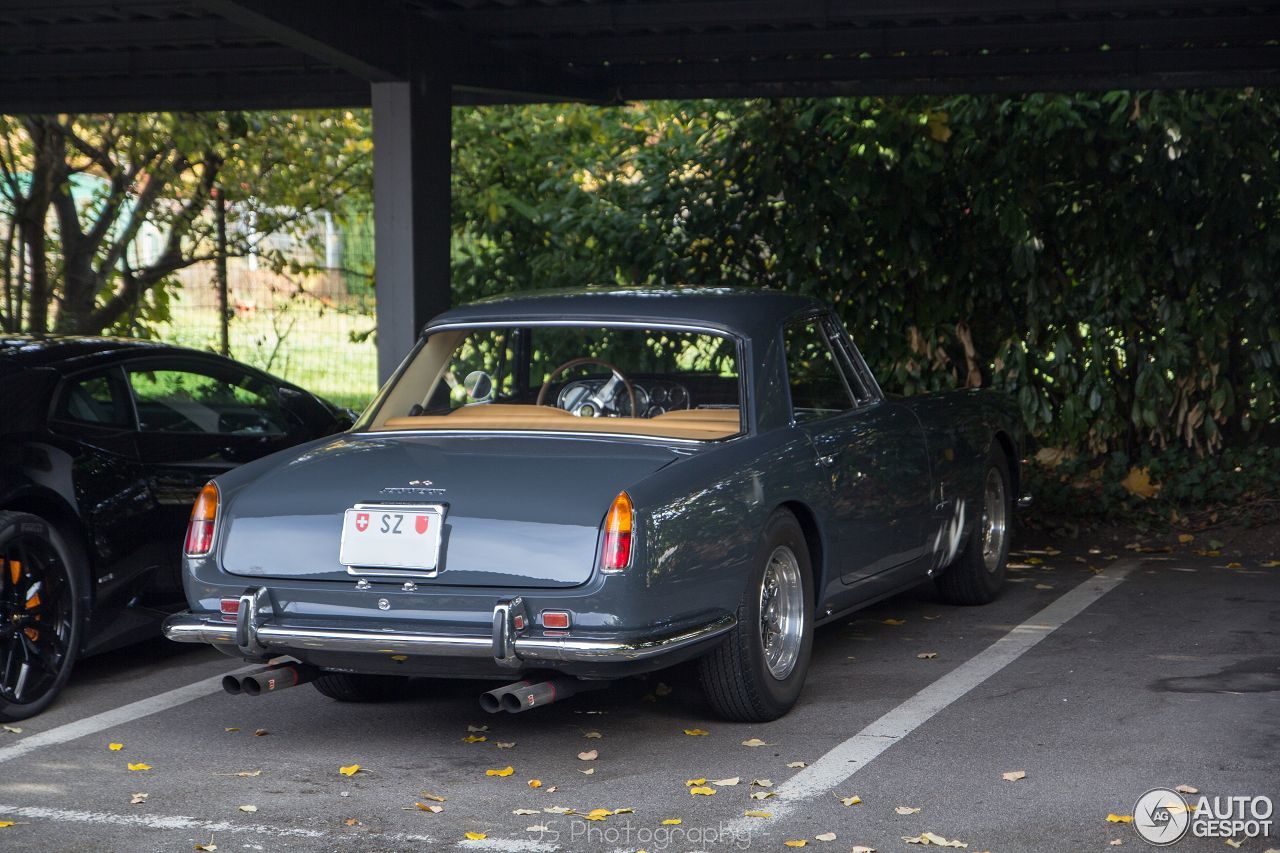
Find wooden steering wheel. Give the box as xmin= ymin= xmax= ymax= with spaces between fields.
xmin=536 ymin=357 xmax=638 ymax=416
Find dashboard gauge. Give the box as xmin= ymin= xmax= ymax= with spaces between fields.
xmin=649 ymin=386 xmax=668 ymax=404
xmin=647 ymin=404 xmax=667 ymax=418
xmin=668 ymin=385 xmax=688 ymax=407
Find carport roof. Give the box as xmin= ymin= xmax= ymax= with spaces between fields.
xmin=2 ymin=1 xmax=1278 ymax=113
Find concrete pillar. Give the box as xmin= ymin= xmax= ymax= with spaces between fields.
xmin=372 ymin=71 xmax=451 ymax=382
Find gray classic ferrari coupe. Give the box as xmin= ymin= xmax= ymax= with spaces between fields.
xmin=164 ymin=287 xmax=1025 ymax=721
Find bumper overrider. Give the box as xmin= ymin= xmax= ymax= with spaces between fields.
xmin=163 ymin=587 xmax=737 ymax=670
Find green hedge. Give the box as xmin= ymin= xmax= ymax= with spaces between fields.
xmin=450 ymin=91 xmax=1280 ymax=515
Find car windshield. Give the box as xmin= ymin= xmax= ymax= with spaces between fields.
xmin=365 ymin=325 xmax=743 ymax=440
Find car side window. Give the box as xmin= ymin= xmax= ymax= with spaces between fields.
xmin=821 ymin=315 xmax=880 ymax=405
xmin=52 ymin=371 xmax=132 ymax=428
xmin=127 ymin=366 xmax=289 ymax=436
xmin=784 ymin=318 xmax=855 ymax=423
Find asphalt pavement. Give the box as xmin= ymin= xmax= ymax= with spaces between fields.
xmin=1 ymin=542 xmax=1276 ymax=853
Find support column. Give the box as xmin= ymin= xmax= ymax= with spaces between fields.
xmin=372 ymin=71 xmax=451 ymax=382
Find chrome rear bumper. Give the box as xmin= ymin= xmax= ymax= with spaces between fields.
xmin=163 ymin=588 xmax=735 ymax=667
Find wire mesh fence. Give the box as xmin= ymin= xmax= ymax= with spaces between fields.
xmin=154 ymin=213 xmax=379 ymax=411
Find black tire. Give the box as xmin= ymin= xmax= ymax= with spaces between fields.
xmin=699 ymin=509 xmax=814 ymax=722
xmin=0 ymin=511 xmax=87 ymax=722
xmin=935 ymin=448 xmax=1013 ymax=606
xmin=312 ymin=672 xmax=409 ymax=702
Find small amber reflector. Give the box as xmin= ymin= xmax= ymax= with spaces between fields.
xmin=184 ymin=481 xmax=220 ymax=556
xmin=602 ymin=491 xmax=633 ymax=572
xmin=541 ymin=611 xmax=571 ymax=629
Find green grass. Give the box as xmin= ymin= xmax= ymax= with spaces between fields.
xmin=155 ymin=291 xmax=379 ymax=413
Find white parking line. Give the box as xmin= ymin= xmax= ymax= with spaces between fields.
xmin=0 ymin=802 xmax=434 ymax=843
xmin=725 ymin=560 xmax=1138 ymax=834
xmin=0 ymin=803 xmax=570 ymax=850
xmin=0 ymin=664 xmax=254 ymax=765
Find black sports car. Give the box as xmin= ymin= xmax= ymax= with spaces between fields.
xmin=0 ymin=335 xmax=354 ymax=720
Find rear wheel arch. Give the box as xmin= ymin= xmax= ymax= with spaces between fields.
xmin=2 ymin=488 xmax=92 ymax=603
xmin=992 ymin=430 xmax=1020 ymax=499
xmin=777 ymin=500 xmax=823 ymax=609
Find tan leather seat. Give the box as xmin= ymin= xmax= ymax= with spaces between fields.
xmin=379 ymin=404 xmax=741 ymax=440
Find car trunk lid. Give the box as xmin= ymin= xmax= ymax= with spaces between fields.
xmin=219 ymin=433 xmax=679 ymax=588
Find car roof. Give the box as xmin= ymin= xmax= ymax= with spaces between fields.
xmin=0 ymin=334 xmax=247 ymax=376
xmin=424 ymin=286 xmax=826 ymax=341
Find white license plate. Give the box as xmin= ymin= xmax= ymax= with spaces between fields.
xmin=339 ymin=504 xmax=444 ymax=573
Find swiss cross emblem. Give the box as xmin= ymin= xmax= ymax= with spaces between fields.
xmin=355 ymin=512 xmax=369 ymax=532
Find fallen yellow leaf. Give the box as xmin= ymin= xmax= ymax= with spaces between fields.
xmin=577 ymin=749 xmax=598 ymax=761
xmin=683 ymin=728 xmax=709 ymax=736
xmin=1001 ymin=770 xmax=1026 ymax=782
xmin=224 ymin=727 xmax=239 ymax=732
xmin=1224 ymin=841 xmax=1241 ymax=850
xmin=583 ymin=731 xmax=602 ymax=739
xmin=1261 ymin=560 xmax=1280 ymax=568
xmin=467 ymin=724 xmax=488 ymax=733
xmin=711 ymin=776 xmax=740 ymax=786
xmin=464 ymin=831 xmax=487 ymax=840
xmin=815 ymin=832 xmax=837 ymax=842
xmin=463 ymin=735 xmax=487 ymax=743
xmin=236 ymin=770 xmax=261 ymax=778
xmin=496 ymin=741 xmax=515 ymax=748
xmin=751 ymin=791 xmax=776 ymax=800
xmin=612 ymin=807 xmax=634 ymax=815
xmin=1178 ymin=534 xmax=1194 ymax=544
xmin=1 ymin=726 xmax=21 ymax=733
xmin=1175 ymin=784 xmax=1199 ymax=795
xmin=751 ymin=778 xmax=773 ymax=787
xmin=253 ymin=729 xmax=269 ymax=737
xmin=130 ymin=793 xmax=147 ymax=805
xmin=882 ymin=618 xmax=906 ymax=626
xmin=343 ymin=818 xmax=360 ymax=826
xmin=415 ymin=803 xmax=443 ymax=813
xmin=1120 ymin=466 xmax=1158 ymax=498
xmin=237 ymin=805 xmax=257 ymax=813
xmin=579 ymin=768 xmax=595 ymax=775
xmin=419 ymin=792 xmax=446 ymax=802
xmin=685 ymin=778 xmax=706 ymax=786
xmin=584 ymin=808 xmax=611 ymax=821
xmin=108 ymin=743 xmax=123 ymax=751
xmin=527 ymin=779 xmax=542 ymax=788
xmin=1107 ymin=814 xmax=1133 ymax=823
xmin=743 ymin=809 xmax=771 ymax=818
xmin=784 ymin=841 xmax=807 ymax=848
xmin=1226 ymin=562 xmax=1243 ymax=569
xmin=0 ymin=820 xmax=14 ymax=828
xmin=339 ymin=764 xmax=361 ymax=777
xmin=662 ymin=818 xmax=682 ymax=825
xmin=851 ymin=847 xmax=877 ymax=853
xmin=917 ymin=652 xmax=938 ymax=660
xmin=902 ymin=832 xmax=967 ymax=847
xmin=689 ymin=786 xmax=716 ymax=796
xmin=513 ymin=809 xmax=539 ymax=816
xmin=741 ymin=738 xmax=769 ymax=747
xmin=895 ymin=806 xmax=921 ymax=815
xmin=786 ymin=761 xmax=807 ymax=768
xmin=127 ymin=762 xmax=151 ymax=772
xmin=194 ymin=843 xmax=217 ymax=851
xmin=839 ymin=795 xmax=862 ymax=806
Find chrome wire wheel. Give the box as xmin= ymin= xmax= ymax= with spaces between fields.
xmin=980 ymin=468 xmax=1008 ymax=573
xmin=0 ymin=532 xmax=75 ymax=707
xmin=758 ymin=545 xmax=805 ymax=680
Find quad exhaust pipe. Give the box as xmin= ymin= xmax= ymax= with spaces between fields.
xmin=479 ymin=677 xmax=608 ymax=714
xmin=223 ymin=662 xmax=320 ymax=697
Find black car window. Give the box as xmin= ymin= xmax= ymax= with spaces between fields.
xmin=53 ymin=372 xmax=132 ymax=428
xmin=128 ymin=366 xmax=289 ymax=436
xmin=784 ymin=318 xmax=855 ymax=423
xmin=821 ymin=315 xmax=879 ymax=405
